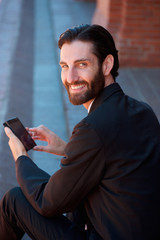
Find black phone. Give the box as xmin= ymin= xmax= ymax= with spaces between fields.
xmin=3 ymin=117 xmax=36 ymax=151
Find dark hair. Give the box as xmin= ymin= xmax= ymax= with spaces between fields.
xmin=58 ymin=24 xmax=119 ymax=79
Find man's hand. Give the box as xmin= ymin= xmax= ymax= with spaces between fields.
xmin=4 ymin=127 xmax=28 ymax=161
xmin=28 ymin=125 xmax=67 ymax=156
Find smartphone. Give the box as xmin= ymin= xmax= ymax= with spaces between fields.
xmin=3 ymin=117 xmax=36 ymax=151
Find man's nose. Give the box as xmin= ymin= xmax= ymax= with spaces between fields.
xmin=67 ymin=68 xmax=78 ymax=84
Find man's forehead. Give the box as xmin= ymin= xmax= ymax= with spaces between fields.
xmin=60 ymin=40 xmax=95 ymax=61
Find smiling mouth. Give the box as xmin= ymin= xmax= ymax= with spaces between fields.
xmin=70 ymin=84 xmax=86 ymax=90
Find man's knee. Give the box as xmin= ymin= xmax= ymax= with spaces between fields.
xmin=0 ymin=187 xmax=25 ymax=239
xmin=0 ymin=187 xmax=22 ymax=218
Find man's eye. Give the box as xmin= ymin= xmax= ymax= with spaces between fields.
xmin=79 ymin=63 xmax=87 ymax=67
xmin=61 ymin=65 xmax=68 ymax=69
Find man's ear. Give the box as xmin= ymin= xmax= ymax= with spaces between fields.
xmin=102 ymin=54 xmax=114 ymax=76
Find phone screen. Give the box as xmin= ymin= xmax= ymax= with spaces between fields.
xmin=3 ymin=117 xmax=36 ymax=151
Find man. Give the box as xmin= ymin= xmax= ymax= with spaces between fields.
xmin=1 ymin=24 xmax=160 ymax=239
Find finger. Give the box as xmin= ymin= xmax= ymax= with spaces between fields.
xmin=28 ymin=130 xmax=35 ymax=137
xmin=28 ymin=127 xmax=48 ymax=139
xmin=29 ymin=125 xmax=44 ymax=131
xmin=26 ymin=127 xmax=34 ymax=136
xmin=28 ymin=128 xmax=42 ymax=137
xmin=28 ymin=128 xmax=37 ymax=134
xmin=28 ymin=129 xmax=41 ymax=138
xmin=4 ymin=127 xmax=14 ymax=138
xmin=30 ymin=125 xmax=49 ymax=134
xmin=33 ymin=145 xmax=48 ymax=152
xmin=31 ymin=136 xmax=42 ymax=140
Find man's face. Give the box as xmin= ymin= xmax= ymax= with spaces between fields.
xmin=60 ymin=40 xmax=105 ymax=108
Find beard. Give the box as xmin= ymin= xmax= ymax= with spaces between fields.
xmin=64 ymin=67 xmax=105 ymax=105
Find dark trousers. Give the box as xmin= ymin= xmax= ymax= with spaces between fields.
xmin=0 ymin=187 xmax=101 ymax=240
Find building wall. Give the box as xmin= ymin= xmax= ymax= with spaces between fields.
xmin=92 ymin=0 xmax=160 ymax=67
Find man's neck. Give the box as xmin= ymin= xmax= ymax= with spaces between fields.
xmin=83 ymin=99 xmax=95 ymax=110
xmin=104 ymin=74 xmax=115 ymax=88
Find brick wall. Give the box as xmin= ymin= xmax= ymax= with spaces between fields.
xmin=92 ymin=0 xmax=160 ymax=67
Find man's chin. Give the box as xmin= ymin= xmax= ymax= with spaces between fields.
xmin=68 ymin=90 xmax=94 ymax=105
xmin=69 ymin=98 xmax=85 ymax=105
xmin=68 ymin=95 xmax=89 ymax=105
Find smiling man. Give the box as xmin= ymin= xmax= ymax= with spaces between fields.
xmin=1 ymin=24 xmax=160 ymax=240
xmin=59 ymin=40 xmax=107 ymax=107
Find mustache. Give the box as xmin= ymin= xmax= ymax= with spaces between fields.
xmin=65 ymin=80 xmax=88 ymax=87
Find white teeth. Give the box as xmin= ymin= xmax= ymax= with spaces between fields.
xmin=71 ymin=84 xmax=85 ymax=90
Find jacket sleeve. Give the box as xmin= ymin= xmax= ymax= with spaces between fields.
xmin=16 ymin=121 xmax=105 ymax=217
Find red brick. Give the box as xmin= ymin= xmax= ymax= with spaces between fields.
xmin=93 ymin=0 xmax=160 ymax=67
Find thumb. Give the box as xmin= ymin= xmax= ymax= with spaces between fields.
xmin=4 ymin=127 xmax=14 ymax=138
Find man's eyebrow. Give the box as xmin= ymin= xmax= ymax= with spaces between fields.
xmin=74 ymin=58 xmax=91 ymax=63
xmin=59 ymin=61 xmax=66 ymax=65
xmin=59 ymin=58 xmax=91 ymax=65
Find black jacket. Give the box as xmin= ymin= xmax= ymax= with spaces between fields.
xmin=16 ymin=83 xmax=160 ymax=239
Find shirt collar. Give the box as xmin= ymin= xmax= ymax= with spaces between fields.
xmin=87 ymin=99 xmax=95 ymax=113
